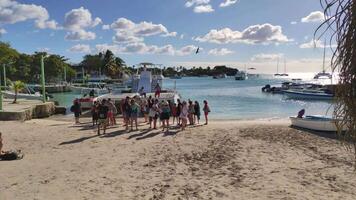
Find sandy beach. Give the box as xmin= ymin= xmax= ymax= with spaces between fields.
xmin=1 ymin=117 xmax=356 ymax=200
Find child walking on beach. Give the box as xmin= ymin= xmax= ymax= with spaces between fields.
xmin=71 ymin=99 xmax=82 ymax=124
xmin=203 ymin=100 xmax=210 ymax=125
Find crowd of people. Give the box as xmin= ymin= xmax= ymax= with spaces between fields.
xmin=71 ymin=96 xmax=211 ymax=135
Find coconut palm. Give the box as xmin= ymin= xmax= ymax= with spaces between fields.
xmin=316 ymin=0 xmax=356 ymax=167
xmin=12 ymin=80 xmax=25 ymax=104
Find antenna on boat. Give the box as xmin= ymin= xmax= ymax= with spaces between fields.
xmin=323 ymin=39 xmax=326 ymax=73
xmin=276 ymin=58 xmax=279 ymax=74
xmin=284 ymin=57 xmax=286 ymax=74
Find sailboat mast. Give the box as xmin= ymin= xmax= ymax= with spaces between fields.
xmin=276 ymin=58 xmax=279 ymax=74
xmin=322 ymin=40 xmax=326 ymax=72
xmin=284 ymin=58 xmax=286 ymax=74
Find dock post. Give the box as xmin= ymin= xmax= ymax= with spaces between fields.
xmin=41 ymin=55 xmax=46 ymax=103
xmin=3 ymin=63 xmax=6 ymax=88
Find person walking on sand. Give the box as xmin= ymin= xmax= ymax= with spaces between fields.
xmin=203 ymin=100 xmax=210 ymax=125
xmin=170 ymin=102 xmax=177 ymax=125
xmin=107 ymin=98 xmax=117 ymax=126
xmin=122 ymin=97 xmax=131 ymax=130
xmin=70 ymin=99 xmax=81 ymax=124
xmin=141 ymin=99 xmax=149 ymax=123
xmin=97 ymin=99 xmax=109 ymax=135
xmin=180 ymin=101 xmax=189 ymax=130
xmin=176 ymin=99 xmax=182 ymax=126
xmin=188 ymin=100 xmax=195 ymax=125
xmin=194 ymin=101 xmax=201 ymax=124
xmin=130 ymin=99 xmax=140 ymax=131
xmin=148 ymin=101 xmax=158 ymax=129
xmin=91 ymin=101 xmax=99 ymax=126
xmin=160 ymin=100 xmax=171 ymax=132
xmin=154 ymin=83 xmax=161 ymax=98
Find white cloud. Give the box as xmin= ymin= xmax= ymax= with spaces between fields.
xmin=69 ymin=44 xmax=91 ymax=53
xmin=63 ymin=7 xmax=101 ymax=41
xmin=102 ymin=24 xmax=110 ymax=30
xmin=113 ymin=31 xmax=143 ymax=44
xmin=301 ymin=11 xmax=326 ymax=23
xmin=37 ymin=47 xmax=50 ymax=53
xmin=64 ymin=7 xmax=101 ymax=30
xmin=95 ymin=43 xmax=198 ymax=56
xmin=299 ymin=39 xmax=336 ymax=49
xmin=250 ymin=53 xmax=283 ymax=62
xmin=220 ymin=0 xmax=238 ymax=7
xmin=208 ymin=48 xmax=234 ymax=56
xmin=290 ymin=21 xmax=297 ymax=25
xmin=196 ymin=23 xmax=290 ymax=44
xmin=65 ymin=30 xmax=96 ymax=41
xmin=185 ymin=0 xmax=214 ymax=13
xmin=0 ymin=0 xmax=58 ymax=29
xmin=108 ymin=18 xmax=176 ymax=44
xmin=194 ymin=5 xmax=214 ymax=13
xmin=0 ymin=28 xmax=6 ymax=35
xmin=176 ymin=45 xmax=199 ymax=56
xmin=185 ymin=0 xmax=210 ymax=7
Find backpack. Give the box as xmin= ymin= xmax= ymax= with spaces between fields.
xmin=70 ymin=105 xmax=75 ymax=112
xmin=0 ymin=150 xmax=24 ymax=161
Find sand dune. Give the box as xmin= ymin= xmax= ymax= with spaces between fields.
xmin=1 ymin=118 xmax=356 ymax=199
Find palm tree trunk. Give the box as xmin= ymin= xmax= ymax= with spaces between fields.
xmin=13 ymin=90 xmax=17 ymax=104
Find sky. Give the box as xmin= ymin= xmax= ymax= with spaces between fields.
xmin=0 ymin=0 xmax=335 ymax=73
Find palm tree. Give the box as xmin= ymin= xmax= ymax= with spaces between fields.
xmin=12 ymin=80 xmax=25 ymax=104
xmin=317 ymin=0 xmax=356 ymax=167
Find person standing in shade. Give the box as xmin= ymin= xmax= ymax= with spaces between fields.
xmin=97 ymin=99 xmax=109 ymax=135
xmin=130 ymin=99 xmax=140 ymax=131
xmin=194 ymin=101 xmax=201 ymax=124
xmin=203 ymin=100 xmax=211 ymax=125
xmin=70 ymin=99 xmax=81 ymax=124
xmin=154 ymin=83 xmax=161 ymax=98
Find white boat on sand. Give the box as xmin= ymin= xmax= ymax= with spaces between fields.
xmin=290 ymin=115 xmax=346 ymax=132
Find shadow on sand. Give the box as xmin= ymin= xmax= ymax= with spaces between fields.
xmin=59 ymin=135 xmax=99 ymax=145
xmin=290 ymin=125 xmax=338 ymax=140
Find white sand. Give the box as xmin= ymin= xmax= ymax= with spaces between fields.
xmin=1 ymin=117 xmax=356 ymax=200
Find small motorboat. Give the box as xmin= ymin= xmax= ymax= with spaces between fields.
xmin=213 ymin=74 xmax=227 ymax=79
xmin=235 ymin=71 xmax=247 ymax=80
xmin=284 ymin=89 xmax=334 ymax=100
xmin=290 ymin=115 xmax=346 ymax=132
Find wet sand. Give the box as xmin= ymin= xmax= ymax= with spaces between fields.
xmin=1 ymin=117 xmax=356 ymax=200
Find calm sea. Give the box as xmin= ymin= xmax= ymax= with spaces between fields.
xmin=52 ymin=73 xmax=335 ymax=120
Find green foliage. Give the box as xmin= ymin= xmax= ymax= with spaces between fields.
xmin=11 ymin=80 xmax=25 ymax=103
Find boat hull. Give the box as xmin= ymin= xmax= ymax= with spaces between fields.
xmin=290 ymin=116 xmax=346 ymax=132
xmin=2 ymin=91 xmax=43 ymax=101
xmin=284 ymin=90 xmax=334 ymax=100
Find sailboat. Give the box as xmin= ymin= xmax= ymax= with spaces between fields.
xmin=314 ymin=41 xmax=332 ymax=79
xmin=274 ymin=58 xmax=282 ymax=76
xmin=280 ymin=58 xmax=289 ymax=76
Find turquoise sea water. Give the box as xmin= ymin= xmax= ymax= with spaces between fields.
xmin=52 ymin=73 xmax=334 ymax=120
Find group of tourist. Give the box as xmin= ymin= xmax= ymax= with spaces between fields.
xmin=71 ymin=96 xmax=211 ymax=135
